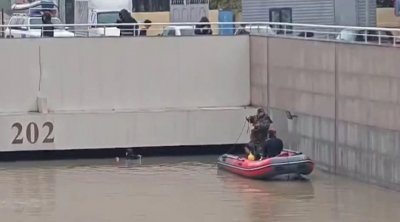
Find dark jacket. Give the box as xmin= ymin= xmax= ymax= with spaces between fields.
xmin=117 ymin=9 xmax=138 ymax=36
xmin=247 ymin=109 xmax=273 ymax=145
xmin=139 ymin=29 xmax=147 ymax=36
xmin=41 ymin=12 xmax=54 ymax=37
xmin=263 ymin=137 xmax=283 ymax=158
xmin=195 ymin=17 xmax=212 ymax=35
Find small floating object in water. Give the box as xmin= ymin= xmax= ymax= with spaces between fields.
xmin=125 ymin=149 xmax=142 ymax=164
xmin=125 ymin=148 xmax=141 ymax=159
xmin=115 ymin=149 xmax=143 ymax=165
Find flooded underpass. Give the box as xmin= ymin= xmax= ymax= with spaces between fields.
xmin=0 ymin=155 xmax=399 ymax=222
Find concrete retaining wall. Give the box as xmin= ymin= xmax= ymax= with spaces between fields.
xmin=250 ymin=36 xmax=400 ymax=190
xmin=0 ymin=36 xmax=254 ymax=151
xmin=336 ymin=44 xmax=400 ymax=188
xmin=0 ymin=108 xmax=254 ymax=152
xmin=0 ymin=40 xmax=41 ymax=113
xmin=3 ymin=34 xmax=399 ymax=190
xmin=38 ymin=37 xmax=249 ymax=111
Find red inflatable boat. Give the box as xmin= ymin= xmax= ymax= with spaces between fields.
xmin=217 ymin=150 xmax=314 ymax=180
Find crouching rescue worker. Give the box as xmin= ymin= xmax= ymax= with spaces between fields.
xmin=244 ymin=108 xmax=273 ymax=160
xmin=262 ymin=128 xmax=283 ymax=158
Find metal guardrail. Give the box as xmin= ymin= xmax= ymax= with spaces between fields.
xmin=1 ymin=21 xmax=400 ymax=47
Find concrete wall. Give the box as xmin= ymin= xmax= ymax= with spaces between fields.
xmin=0 ymin=36 xmax=249 ymax=112
xmin=39 ymin=37 xmax=249 ymax=111
xmin=377 ymin=8 xmax=400 ymax=28
xmin=0 ymin=107 xmax=254 ymax=152
xmin=0 ymin=40 xmax=41 ymax=113
xmin=336 ymin=44 xmax=400 ymax=188
xmin=250 ymin=36 xmax=400 ymax=190
xmin=0 ymin=36 xmax=254 ymax=151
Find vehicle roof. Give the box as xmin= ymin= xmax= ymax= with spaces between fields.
xmin=94 ymin=9 xmax=124 ymax=13
xmin=244 ymin=25 xmax=272 ymax=28
xmin=10 ymin=14 xmax=60 ymax=19
xmin=165 ymin=25 xmax=195 ymax=29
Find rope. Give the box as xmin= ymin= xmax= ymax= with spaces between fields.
xmin=226 ymin=119 xmax=248 ymax=154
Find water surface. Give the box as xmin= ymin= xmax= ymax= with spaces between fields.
xmin=0 ymin=155 xmax=399 ymax=222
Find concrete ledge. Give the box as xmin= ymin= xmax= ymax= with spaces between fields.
xmin=0 ymin=106 xmax=256 ymax=152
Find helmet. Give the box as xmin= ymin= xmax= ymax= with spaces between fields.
xmin=257 ymin=108 xmax=265 ymax=114
xmin=257 ymin=108 xmax=266 ymax=117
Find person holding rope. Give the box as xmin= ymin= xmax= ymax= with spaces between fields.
xmin=244 ymin=108 xmax=273 ymax=160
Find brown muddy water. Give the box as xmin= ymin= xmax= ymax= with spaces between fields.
xmin=0 ymin=155 xmax=399 ymax=222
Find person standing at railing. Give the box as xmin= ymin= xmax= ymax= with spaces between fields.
xmin=195 ymin=17 xmax=212 ymax=35
xmin=116 ymin=9 xmax=138 ymax=36
xmin=41 ymin=12 xmax=54 ymax=38
xmin=139 ymin=19 xmax=152 ymax=36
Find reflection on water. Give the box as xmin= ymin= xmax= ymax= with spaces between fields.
xmin=0 ymin=156 xmax=398 ymax=222
xmin=0 ymin=167 xmax=56 ymax=217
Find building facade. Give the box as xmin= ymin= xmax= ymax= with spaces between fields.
xmin=241 ymin=0 xmax=377 ymax=27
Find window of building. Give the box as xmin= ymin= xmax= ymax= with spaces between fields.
xmin=65 ymin=0 xmax=74 ymax=24
xmin=132 ymin=0 xmax=170 ymax=12
xmin=269 ymin=8 xmax=292 ymax=34
xmin=97 ymin=12 xmax=120 ymax=24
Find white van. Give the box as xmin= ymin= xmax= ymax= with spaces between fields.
xmin=161 ymin=26 xmax=196 ymax=36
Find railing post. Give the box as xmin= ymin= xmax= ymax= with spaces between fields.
xmin=1 ymin=8 xmax=4 ymax=38
xmin=364 ymin=32 xmax=367 ymax=43
xmin=378 ymin=32 xmax=381 ymax=45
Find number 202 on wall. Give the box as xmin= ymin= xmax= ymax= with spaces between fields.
xmin=11 ymin=122 xmax=55 ymax=145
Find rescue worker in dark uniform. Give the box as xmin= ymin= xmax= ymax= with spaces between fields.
xmin=244 ymin=108 xmax=273 ymax=160
xmin=262 ymin=128 xmax=283 ymax=158
xmin=41 ymin=12 xmax=54 ymax=38
xmin=194 ymin=16 xmax=212 ymax=35
xmin=116 ymin=9 xmax=138 ymax=36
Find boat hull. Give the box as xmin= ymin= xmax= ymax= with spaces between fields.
xmin=217 ymin=150 xmax=314 ymax=180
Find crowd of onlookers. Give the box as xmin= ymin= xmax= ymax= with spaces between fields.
xmin=116 ymin=8 xmax=213 ymax=37
xmin=38 ymin=8 xmax=214 ymax=37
